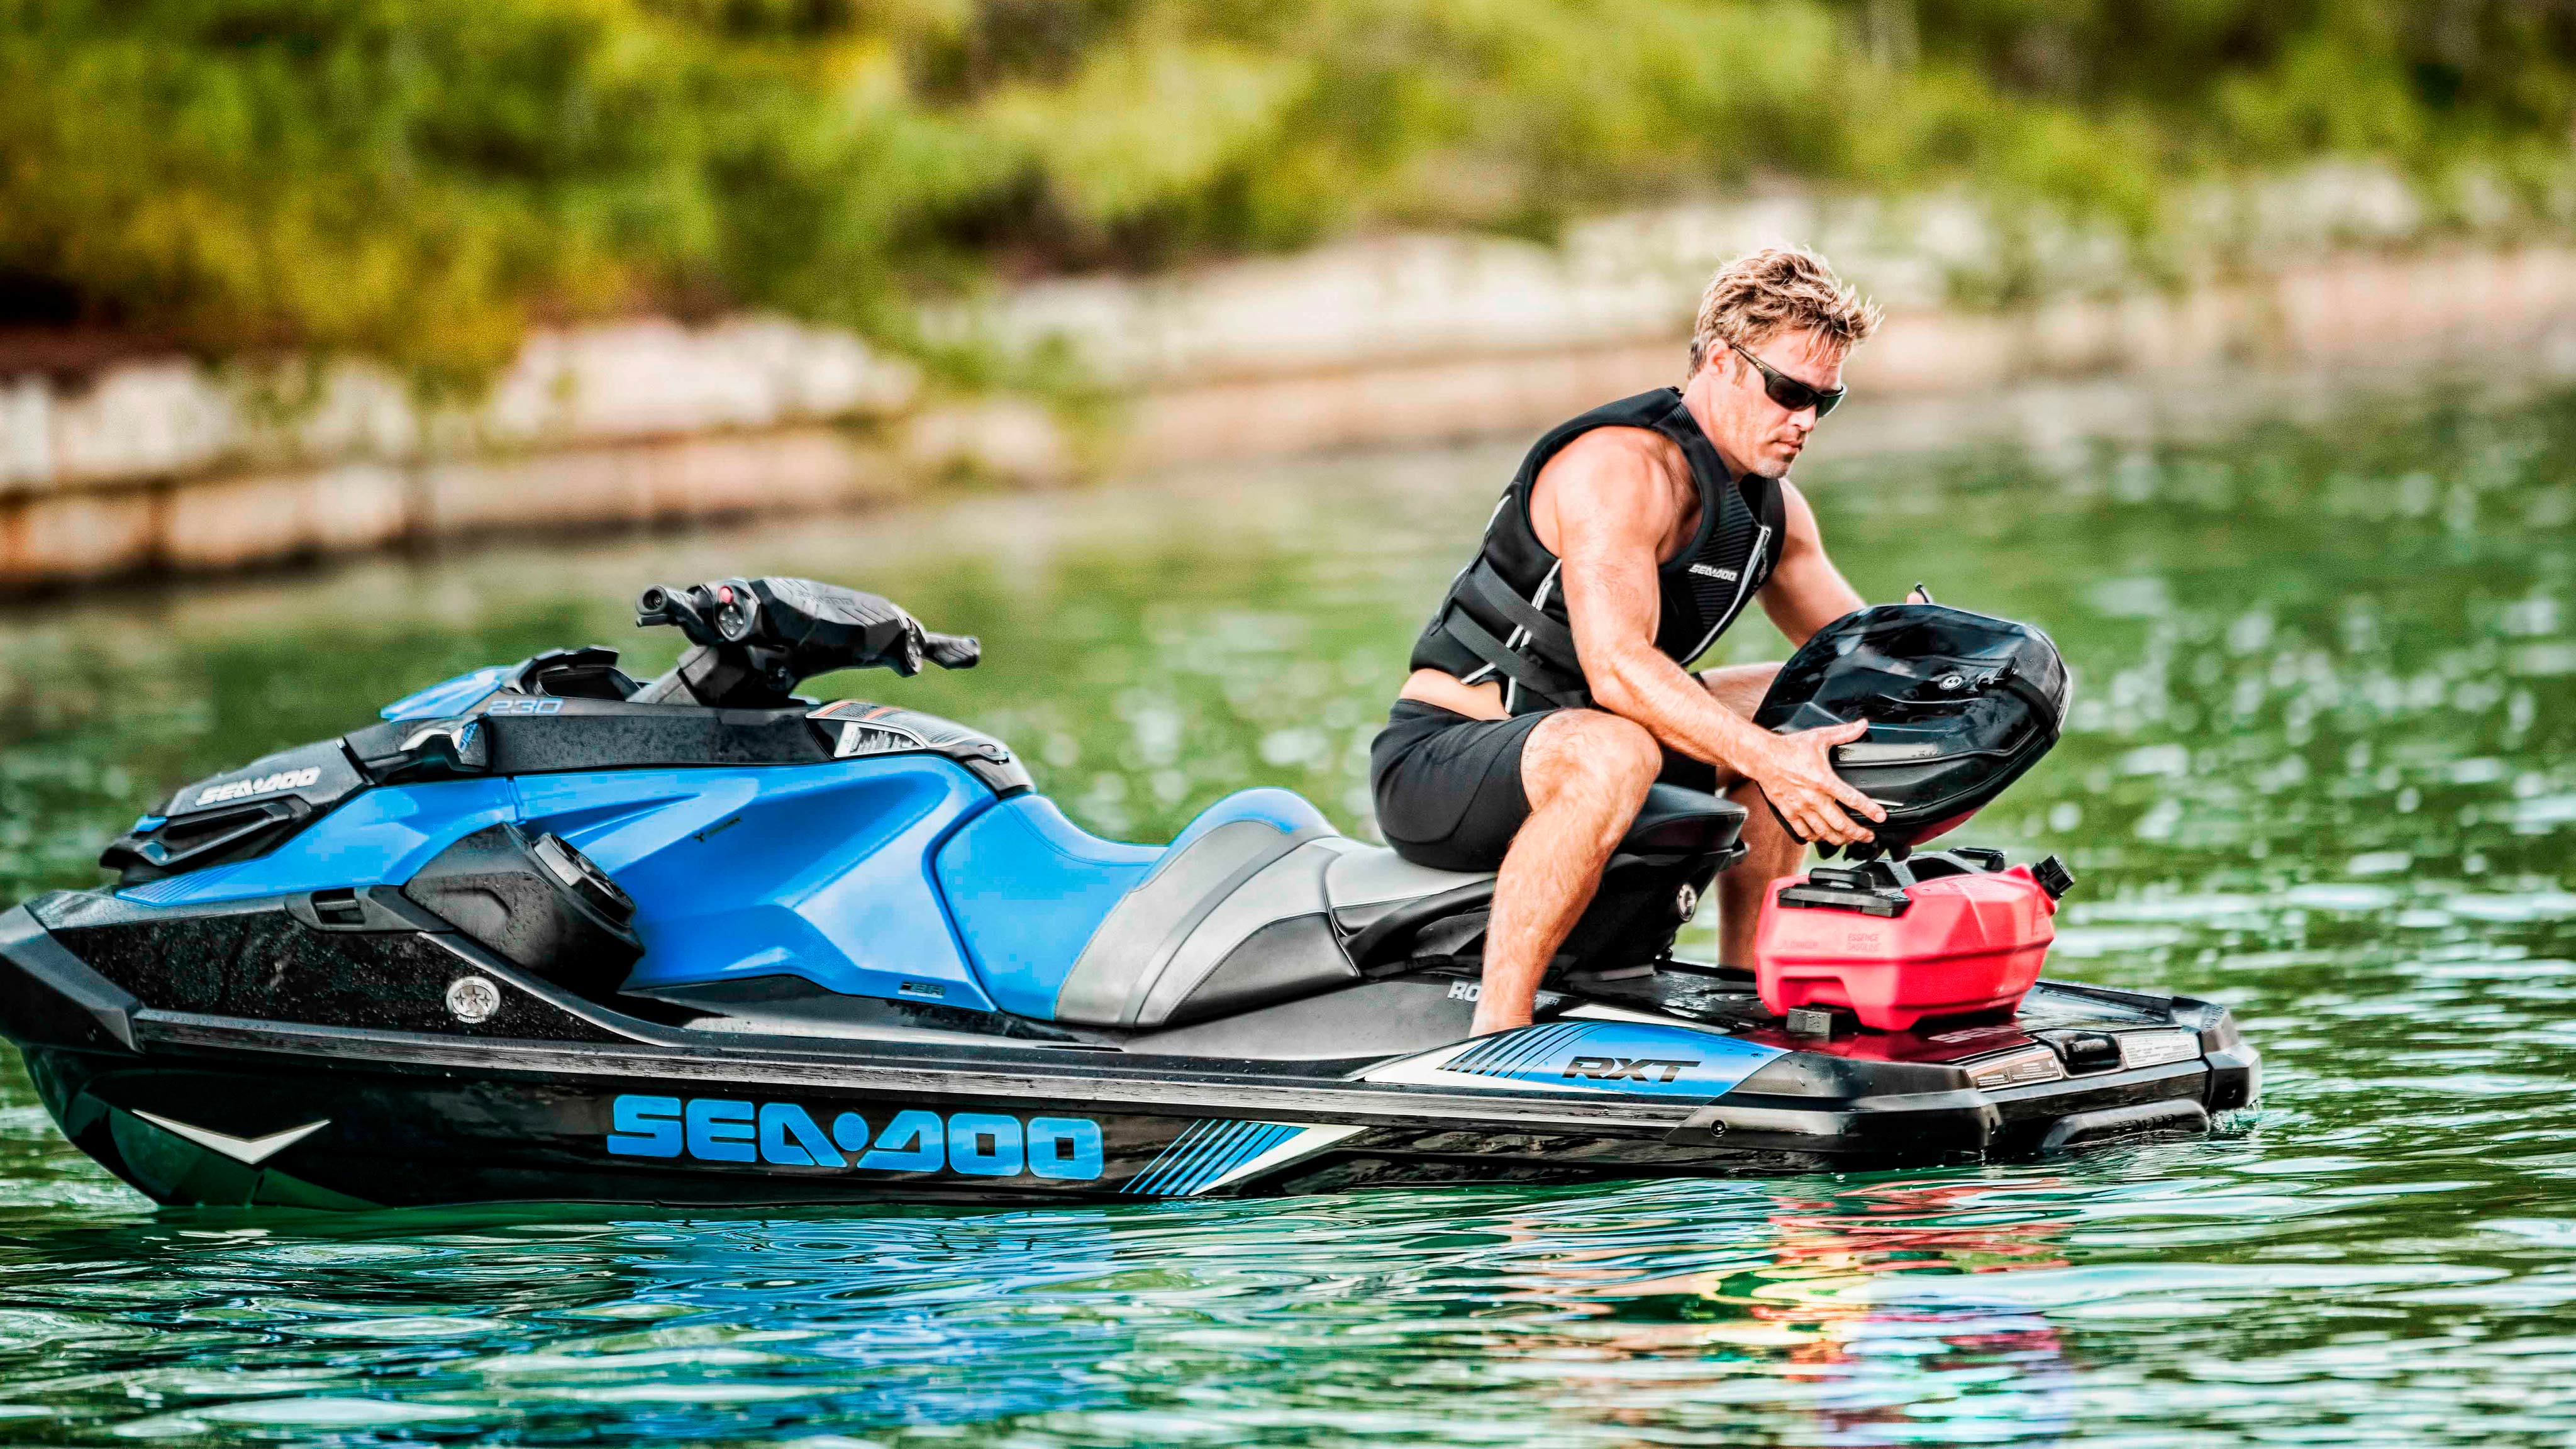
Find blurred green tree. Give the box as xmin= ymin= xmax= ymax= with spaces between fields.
xmin=2 ymin=0 xmax=2569 ymax=383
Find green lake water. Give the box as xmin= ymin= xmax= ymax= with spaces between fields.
xmin=4 ymin=377 xmax=2576 ymax=1444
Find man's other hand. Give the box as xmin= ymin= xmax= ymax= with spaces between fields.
xmin=1750 ymin=720 xmax=1885 ymax=845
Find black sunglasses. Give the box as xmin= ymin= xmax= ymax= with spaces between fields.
xmin=1726 ymin=336 xmax=1846 ymax=419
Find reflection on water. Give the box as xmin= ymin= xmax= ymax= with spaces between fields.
xmin=1 ymin=379 xmax=2575 ymax=1443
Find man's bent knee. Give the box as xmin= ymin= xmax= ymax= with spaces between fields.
xmin=1524 ymin=710 xmax=1660 ymax=804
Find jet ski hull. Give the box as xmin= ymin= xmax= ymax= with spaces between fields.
xmin=1 ymin=901 xmax=2257 ymax=1210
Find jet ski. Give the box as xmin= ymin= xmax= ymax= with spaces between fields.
xmin=0 ymin=577 xmax=2256 ymax=1209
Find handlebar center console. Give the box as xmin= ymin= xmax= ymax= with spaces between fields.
xmin=631 ymin=577 xmax=980 ymax=708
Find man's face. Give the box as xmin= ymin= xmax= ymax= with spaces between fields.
xmin=1704 ymin=326 xmax=1846 ymax=479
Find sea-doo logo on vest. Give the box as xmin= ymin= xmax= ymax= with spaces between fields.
xmin=1563 ymin=1055 xmax=1699 ymax=1084
xmin=606 ymin=1095 xmax=1104 ymax=1181
xmin=194 ymin=767 xmax=321 ymax=808
xmin=1688 ymin=563 xmax=1740 ymax=583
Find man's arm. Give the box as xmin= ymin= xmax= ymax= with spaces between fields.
xmin=1541 ymin=434 xmax=1882 ymax=847
xmin=1757 ymin=480 xmax=1866 ymax=646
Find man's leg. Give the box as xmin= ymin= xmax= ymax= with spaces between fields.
xmin=1698 ymin=663 xmax=1807 ymax=966
xmin=1471 ymin=709 xmax=1662 ymax=1035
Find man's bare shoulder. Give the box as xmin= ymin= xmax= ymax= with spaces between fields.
xmin=1549 ymin=424 xmax=1685 ymax=482
xmin=1535 ymin=426 xmax=1690 ymax=537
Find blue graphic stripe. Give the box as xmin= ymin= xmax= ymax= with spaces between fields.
xmin=1177 ymin=1120 xmax=1265 ymax=1194
xmin=1168 ymin=1123 xmax=1297 ymax=1196
xmin=1448 ymin=1024 xmax=1544 ymax=1075
xmin=1516 ymin=1021 xmax=1601 ymax=1072
xmin=1124 ymin=1119 xmax=1311 ymax=1196
xmin=1124 ymin=1118 xmax=1223 ymax=1196
xmin=1452 ymin=1020 xmax=1595 ymax=1077
xmin=1130 ymin=1118 xmax=1254 ymax=1196
xmin=1179 ymin=1122 xmax=1255 ymax=1194
xmin=1216 ymin=1124 xmax=1302 ymax=1192
xmin=1153 ymin=1119 xmax=1236 ymax=1194
xmin=1138 ymin=1119 xmax=1235 ymax=1196
xmin=1491 ymin=1022 xmax=1597 ymax=1075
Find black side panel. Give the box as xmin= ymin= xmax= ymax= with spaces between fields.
xmin=34 ymin=898 xmax=621 ymax=1041
xmin=0 ymin=902 xmax=139 ymax=1051
xmin=1166 ymin=914 xmax=1358 ymax=1027
xmin=482 ymin=709 xmax=830 ymax=773
xmin=342 ymin=704 xmax=830 ymax=780
xmin=402 ymin=825 xmax=642 ymax=996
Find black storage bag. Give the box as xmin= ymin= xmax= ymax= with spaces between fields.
xmin=1753 ymin=604 xmax=2070 ymax=855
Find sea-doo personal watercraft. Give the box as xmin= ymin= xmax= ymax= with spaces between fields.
xmin=0 ymin=578 xmax=2255 ymax=1209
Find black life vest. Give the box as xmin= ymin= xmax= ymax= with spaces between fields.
xmin=1407 ymin=388 xmax=1785 ymax=713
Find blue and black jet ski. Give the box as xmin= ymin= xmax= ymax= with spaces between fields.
xmin=0 ymin=577 xmax=2255 ymax=1209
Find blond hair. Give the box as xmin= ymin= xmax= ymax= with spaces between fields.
xmin=1687 ymin=247 xmax=1882 ymax=374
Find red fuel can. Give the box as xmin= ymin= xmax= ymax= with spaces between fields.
xmin=1752 ymin=851 xmax=2070 ymax=1031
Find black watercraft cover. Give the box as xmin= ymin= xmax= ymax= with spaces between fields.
xmin=1753 ymin=604 xmax=2070 ymax=855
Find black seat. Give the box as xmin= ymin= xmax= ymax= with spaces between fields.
xmin=1621 ymin=783 xmax=1747 ymax=856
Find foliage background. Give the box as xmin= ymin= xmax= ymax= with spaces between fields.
xmin=5 ymin=0 xmax=2574 ymax=384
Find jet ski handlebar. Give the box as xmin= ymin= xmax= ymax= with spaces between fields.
xmin=633 ymin=576 xmax=979 ymax=708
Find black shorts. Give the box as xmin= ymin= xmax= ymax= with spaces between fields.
xmin=1368 ymin=701 xmax=1719 ymax=872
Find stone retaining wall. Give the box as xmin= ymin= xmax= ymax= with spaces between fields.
xmin=1115 ymin=245 xmax=2576 ymax=467
xmin=6 ymin=177 xmax=2576 ymax=587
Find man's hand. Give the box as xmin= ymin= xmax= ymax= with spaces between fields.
xmin=1746 ymin=719 xmax=1885 ymax=846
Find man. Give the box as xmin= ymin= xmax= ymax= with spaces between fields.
xmin=1372 ymin=246 xmax=1903 ymax=1036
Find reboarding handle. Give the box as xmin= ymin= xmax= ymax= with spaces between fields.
xmin=632 ymin=576 xmax=979 ymax=708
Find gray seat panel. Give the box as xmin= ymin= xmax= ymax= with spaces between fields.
xmin=1324 ymin=847 xmax=1494 ymax=929
xmin=1157 ymin=914 xmax=1353 ymax=1026
xmin=1053 ymin=819 xmax=1319 ymax=1026
xmin=1135 ymin=841 xmax=1346 ymax=1027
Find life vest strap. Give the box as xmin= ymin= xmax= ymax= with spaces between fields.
xmin=1436 ymin=606 xmax=1589 ymax=711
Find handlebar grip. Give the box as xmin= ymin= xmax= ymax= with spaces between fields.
xmin=923 ymin=632 xmax=981 ymax=670
xmin=636 ymin=584 xmax=718 ymax=645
